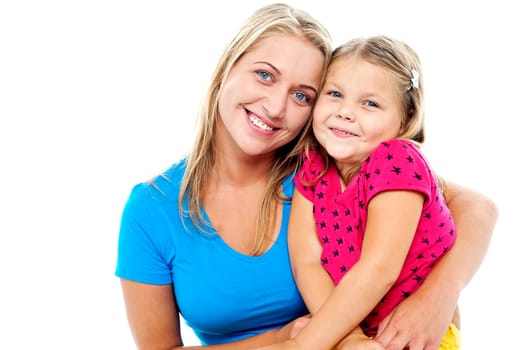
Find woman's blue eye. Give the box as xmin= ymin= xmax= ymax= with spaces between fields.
xmin=258 ymin=71 xmax=271 ymax=80
xmin=294 ymin=92 xmax=310 ymax=103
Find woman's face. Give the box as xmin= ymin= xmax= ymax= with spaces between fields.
xmin=217 ymin=34 xmax=324 ymax=158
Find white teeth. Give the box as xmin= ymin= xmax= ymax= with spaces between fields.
xmin=249 ymin=115 xmax=274 ymax=131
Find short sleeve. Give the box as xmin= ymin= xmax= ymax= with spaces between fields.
xmin=293 ymin=150 xmax=325 ymax=201
xmin=115 ymin=183 xmax=174 ymax=285
xmin=361 ymin=139 xmax=435 ymax=204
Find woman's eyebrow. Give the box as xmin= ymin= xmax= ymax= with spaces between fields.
xmin=255 ymin=61 xmax=318 ymax=95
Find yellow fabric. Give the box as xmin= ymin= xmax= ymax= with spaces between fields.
xmin=439 ymin=323 xmax=461 ymax=350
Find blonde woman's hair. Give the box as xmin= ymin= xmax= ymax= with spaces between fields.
xmin=305 ymin=35 xmax=426 ymax=183
xmin=178 ymin=3 xmax=332 ymax=255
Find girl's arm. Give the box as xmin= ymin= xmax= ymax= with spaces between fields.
xmin=375 ymin=181 xmax=498 ymax=350
xmin=121 ymin=280 xmax=308 ymax=350
xmin=288 ymin=188 xmax=336 ymax=313
xmin=257 ymin=190 xmax=424 ymax=350
xmin=289 ymin=189 xmax=382 ymax=349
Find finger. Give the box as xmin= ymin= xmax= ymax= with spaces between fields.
xmin=382 ymin=332 xmax=411 ymax=350
xmin=375 ymin=318 xmax=397 ymax=348
xmin=406 ymin=337 xmax=425 ymax=350
xmin=376 ymin=312 xmax=392 ymax=336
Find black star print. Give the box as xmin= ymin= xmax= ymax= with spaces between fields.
xmin=406 ymin=155 xmax=414 ymax=163
xmin=413 ymin=172 xmax=422 ymax=180
xmin=391 ymin=165 xmax=401 ymax=175
xmin=322 ymin=236 xmax=329 ymax=244
xmin=337 ymin=237 xmax=344 ymax=245
xmin=333 ymin=249 xmax=340 ymax=257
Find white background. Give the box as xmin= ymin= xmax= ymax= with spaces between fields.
xmin=1 ymin=1 xmax=524 ymax=348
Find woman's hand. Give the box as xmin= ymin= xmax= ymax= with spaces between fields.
xmin=251 ymin=339 xmax=300 ymax=350
xmin=276 ymin=314 xmax=311 ymax=342
xmin=374 ymin=288 xmax=455 ymax=350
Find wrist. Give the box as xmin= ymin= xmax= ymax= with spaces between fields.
xmin=417 ymin=277 xmax=460 ymax=311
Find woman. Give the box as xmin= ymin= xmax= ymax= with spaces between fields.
xmin=115 ymin=3 xmax=497 ymax=350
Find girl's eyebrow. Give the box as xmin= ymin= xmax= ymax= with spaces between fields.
xmin=255 ymin=61 xmax=318 ymax=95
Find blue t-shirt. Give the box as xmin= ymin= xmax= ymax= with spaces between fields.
xmin=115 ymin=159 xmax=308 ymax=345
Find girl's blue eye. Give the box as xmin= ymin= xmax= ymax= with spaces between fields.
xmin=329 ymin=90 xmax=342 ymax=98
xmin=365 ymin=100 xmax=378 ymax=108
xmin=258 ymin=71 xmax=271 ymax=80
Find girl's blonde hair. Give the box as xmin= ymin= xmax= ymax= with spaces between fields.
xmin=333 ymin=35 xmax=425 ymax=143
xmin=179 ymin=3 xmax=332 ymax=255
xmin=306 ymin=35 xmax=426 ymax=183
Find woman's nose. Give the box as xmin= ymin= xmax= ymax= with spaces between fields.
xmin=263 ymin=89 xmax=287 ymax=118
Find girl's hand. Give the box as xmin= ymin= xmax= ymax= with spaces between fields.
xmin=336 ymin=328 xmax=385 ymax=350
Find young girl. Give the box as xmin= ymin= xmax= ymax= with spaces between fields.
xmin=256 ymin=35 xmax=461 ymax=350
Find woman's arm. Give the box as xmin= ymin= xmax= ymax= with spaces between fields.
xmin=120 ymin=280 xmax=183 ymax=349
xmin=375 ymin=181 xmax=498 ymax=350
xmin=120 ymin=279 xmax=310 ymax=350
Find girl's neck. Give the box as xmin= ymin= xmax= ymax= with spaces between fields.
xmin=335 ymin=160 xmax=362 ymax=188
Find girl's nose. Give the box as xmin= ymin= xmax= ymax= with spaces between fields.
xmin=336 ymin=111 xmax=355 ymax=122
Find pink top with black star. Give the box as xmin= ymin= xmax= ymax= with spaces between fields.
xmin=294 ymin=139 xmax=456 ymax=336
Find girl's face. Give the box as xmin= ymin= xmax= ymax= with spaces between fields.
xmin=312 ymin=56 xmax=403 ymax=172
xmin=217 ymin=34 xmax=324 ymax=158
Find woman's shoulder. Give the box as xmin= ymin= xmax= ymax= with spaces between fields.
xmin=128 ymin=158 xmax=188 ymax=204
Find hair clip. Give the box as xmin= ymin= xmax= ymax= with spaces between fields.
xmin=409 ymin=69 xmax=419 ymax=90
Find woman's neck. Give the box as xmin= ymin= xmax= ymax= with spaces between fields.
xmin=211 ymin=120 xmax=275 ymax=186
